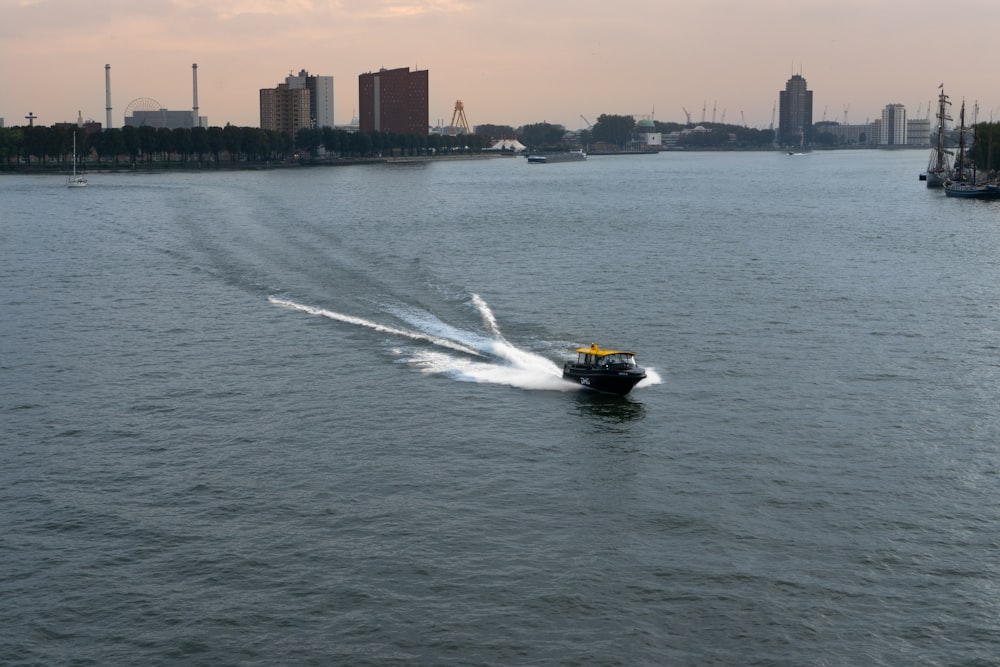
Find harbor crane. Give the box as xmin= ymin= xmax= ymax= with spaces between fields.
xmin=580 ymin=115 xmax=593 ymax=129
xmin=449 ymin=100 xmax=471 ymax=136
xmin=681 ymin=107 xmax=691 ymax=125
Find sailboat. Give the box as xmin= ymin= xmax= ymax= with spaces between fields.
xmin=66 ymin=132 xmax=87 ymax=188
xmin=943 ymin=101 xmax=998 ymax=199
xmin=925 ymin=86 xmax=953 ymax=188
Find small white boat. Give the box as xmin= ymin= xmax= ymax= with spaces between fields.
xmin=67 ymin=133 xmax=87 ymax=188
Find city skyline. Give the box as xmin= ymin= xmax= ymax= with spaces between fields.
xmin=3 ymin=0 xmax=1000 ymax=132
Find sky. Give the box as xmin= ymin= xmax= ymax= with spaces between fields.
xmin=3 ymin=0 xmax=1000 ymax=132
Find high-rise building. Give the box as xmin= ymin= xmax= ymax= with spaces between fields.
xmin=358 ymin=67 xmax=429 ymax=136
xmin=260 ymin=69 xmax=334 ymax=136
xmin=284 ymin=69 xmax=335 ymax=128
xmin=778 ymin=74 xmax=813 ymax=146
xmin=906 ymin=117 xmax=931 ymax=146
xmin=260 ymin=83 xmax=311 ymax=137
xmin=880 ymin=104 xmax=907 ymax=145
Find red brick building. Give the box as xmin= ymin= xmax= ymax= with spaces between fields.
xmin=358 ymin=67 xmax=428 ymax=136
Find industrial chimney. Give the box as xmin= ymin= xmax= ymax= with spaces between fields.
xmin=192 ymin=63 xmax=199 ymax=128
xmin=105 ymin=64 xmax=112 ymax=130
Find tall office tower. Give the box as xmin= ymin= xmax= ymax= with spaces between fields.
xmin=778 ymin=74 xmax=813 ymax=147
xmin=285 ymin=69 xmax=335 ymax=128
xmin=259 ymin=83 xmax=311 ymax=136
xmin=880 ymin=104 xmax=907 ymax=145
xmin=358 ymin=67 xmax=429 ymax=136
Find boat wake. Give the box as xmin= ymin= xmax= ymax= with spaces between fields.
xmin=268 ymin=294 xmax=660 ymax=393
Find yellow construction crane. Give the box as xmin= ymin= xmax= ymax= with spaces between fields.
xmin=449 ymin=100 xmax=471 ymax=136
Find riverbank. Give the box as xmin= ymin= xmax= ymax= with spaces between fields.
xmin=0 ymin=152 xmax=504 ymax=174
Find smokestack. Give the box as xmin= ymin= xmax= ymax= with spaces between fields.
xmin=105 ymin=64 xmax=112 ymax=130
xmin=192 ymin=63 xmax=199 ymax=128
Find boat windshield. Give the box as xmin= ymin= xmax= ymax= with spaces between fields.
xmin=576 ymin=352 xmax=637 ymax=367
xmin=602 ymin=353 xmax=636 ymax=367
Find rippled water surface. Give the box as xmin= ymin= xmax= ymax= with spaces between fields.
xmin=3 ymin=151 xmax=1000 ymax=665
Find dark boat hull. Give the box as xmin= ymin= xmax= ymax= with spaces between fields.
xmin=562 ymin=366 xmax=646 ymax=395
xmin=943 ymin=182 xmax=1000 ymax=199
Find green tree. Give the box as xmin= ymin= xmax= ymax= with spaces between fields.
xmin=0 ymin=128 xmax=24 ymax=165
xmin=173 ymin=127 xmax=192 ymax=162
xmin=321 ymin=126 xmax=341 ymax=155
xmin=137 ymin=125 xmax=157 ymax=161
xmin=206 ymin=126 xmax=224 ymax=162
xmin=973 ymin=121 xmax=1000 ymax=172
xmin=191 ymin=127 xmax=208 ymax=163
xmin=223 ymin=124 xmax=243 ymax=161
xmin=295 ymin=127 xmax=323 ymax=157
xmin=591 ymin=114 xmax=635 ymax=148
xmin=517 ymin=122 xmax=566 ymax=149
xmin=155 ymin=127 xmax=175 ymax=162
xmin=474 ymin=124 xmax=516 ymax=141
xmin=98 ymin=128 xmax=126 ymax=164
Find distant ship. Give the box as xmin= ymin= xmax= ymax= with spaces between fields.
xmin=526 ymin=150 xmax=587 ymax=164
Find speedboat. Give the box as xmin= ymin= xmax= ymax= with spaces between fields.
xmin=563 ymin=344 xmax=647 ymax=395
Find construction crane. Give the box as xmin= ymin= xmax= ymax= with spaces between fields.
xmin=681 ymin=106 xmax=691 ymax=125
xmin=449 ymin=100 xmax=471 ymax=136
xmin=580 ymin=115 xmax=593 ymax=129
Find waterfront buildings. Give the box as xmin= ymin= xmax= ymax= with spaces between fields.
xmin=260 ymin=70 xmax=334 ymax=137
xmin=778 ymin=74 xmax=813 ymax=146
xmin=635 ymin=118 xmax=663 ymax=149
xmin=125 ymin=109 xmax=206 ymax=129
xmin=260 ymin=84 xmax=310 ymax=136
xmin=283 ymin=70 xmax=335 ymax=129
xmin=358 ymin=67 xmax=429 ymax=136
xmin=906 ymin=117 xmax=931 ymax=146
xmin=879 ymin=104 xmax=907 ymax=145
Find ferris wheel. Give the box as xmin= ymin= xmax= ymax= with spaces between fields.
xmin=124 ymin=97 xmax=163 ymax=119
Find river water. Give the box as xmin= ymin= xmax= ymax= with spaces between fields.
xmin=3 ymin=151 xmax=1000 ymax=665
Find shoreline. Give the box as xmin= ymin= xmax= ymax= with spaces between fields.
xmin=0 ymin=152 xmax=505 ymax=175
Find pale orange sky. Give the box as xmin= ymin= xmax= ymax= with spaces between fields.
xmin=3 ymin=0 xmax=999 ymax=131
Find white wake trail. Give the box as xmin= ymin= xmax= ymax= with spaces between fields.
xmin=471 ymin=293 xmax=502 ymax=337
xmin=269 ymin=294 xmax=657 ymax=394
xmin=268 ymin=297 xmax=482 ymax=356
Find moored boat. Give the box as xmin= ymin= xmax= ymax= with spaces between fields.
xmin=925 ymin=86 xmax=953 ymax=188
xmin=563 ymin=344 xmax=647 ymax=395
xmin=526 ymin=149 xmax=586 ymax=164
xmin=943 ymin=100 xmax=999 ymax=199
xmin=66 ymin=132 xmax=87 ymax=188
xmin=942 ymin=180 xmax=1000 ymax=198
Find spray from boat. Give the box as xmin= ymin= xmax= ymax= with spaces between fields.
xmin=268 ymin=294 xmax=660 ymax=392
